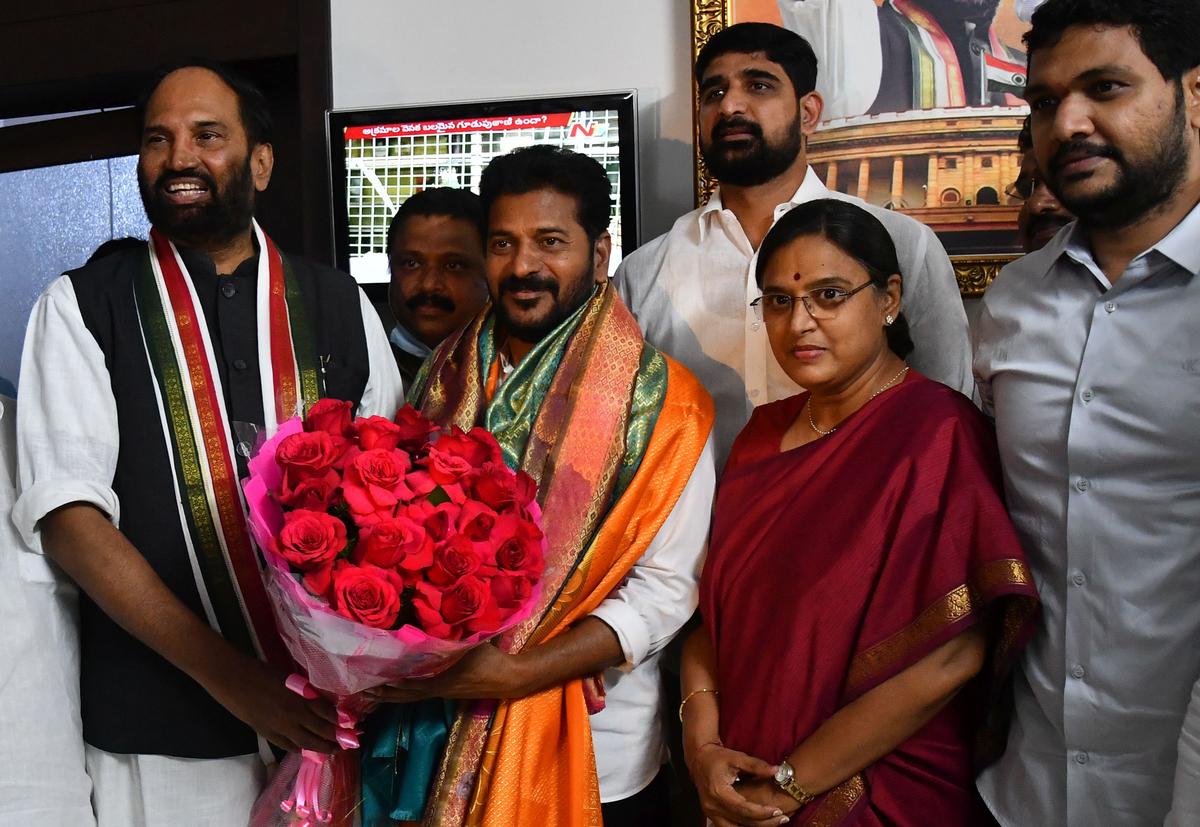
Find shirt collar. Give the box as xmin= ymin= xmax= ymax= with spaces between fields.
xmin=389 ymin=322 xmax=434 ymax=359
xmin=697 ymin=165 xmax=828 ymax=242
xmin=1054 ymin=198 xmax=1200 ymax=282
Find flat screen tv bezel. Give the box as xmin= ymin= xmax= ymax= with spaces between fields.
xmin=326 ymin=90 xmax=640 ymax=299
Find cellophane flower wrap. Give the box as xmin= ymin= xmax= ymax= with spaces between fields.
xmin=244 ymin=400 xmax=544 ymax=827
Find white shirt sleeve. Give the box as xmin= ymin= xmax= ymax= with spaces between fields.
xmin=13 ymin=276 xmax=121 ymax=554
xmin=897 ymin=222 xmax=975 ymax=398
xmin=776 ymin=0 xmax=882 ymax=120
xmin=354 ymin=287 xmax=405 ymax=419
xmin=589 ymin=434 xmax=716 ymax=669
xmin=1167 ymin=676 xmax=1200 ymax=826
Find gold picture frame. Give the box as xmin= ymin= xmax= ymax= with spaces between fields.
xmin=690 ymin=0 xmax=1026 ymax=297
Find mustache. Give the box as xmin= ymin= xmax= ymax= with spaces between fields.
xmin=406 ymin=292 xmax=455 ymax=312
xmin=1050 ymin=140 xmax=1121 ymax=173
xmin=500 ymin=275 xmax=558 ymax=297
xmin=712 ymin=117 xmax=763 ymax=142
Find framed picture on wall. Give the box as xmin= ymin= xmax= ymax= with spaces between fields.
xmin=692 ymin=0 xmax=1048 ymax=296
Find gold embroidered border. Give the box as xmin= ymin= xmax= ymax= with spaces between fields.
xmin=845 ymin=559 xmax=1036 ymax=697
xmin=804 ymin=773 xmax=866 ymax=827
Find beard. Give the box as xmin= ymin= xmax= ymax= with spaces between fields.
xmin=138 ymin=155 xmax=256 ymax=245
xmin=700 ymin=113 xmax=803 ymax=187
xmin=496 ymin=268 xmax=596 ymax=344
xmin=1047 ymin=91 xmax=1191 ymax=230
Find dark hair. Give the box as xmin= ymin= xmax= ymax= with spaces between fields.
xmin=136 ymin=58 xmax=273 ymax=146
xmin=1025 ymin=0 xmax=1200 ymax=81
xmin=386 ymin=187 xmax=486 ymax=254
xmin=754 ymin=199 xmax=914 ymax=359
xmin=695 ymin=23 xmax=819 ymax=99
xmin=478 ymin=145 xmax=612 ymax=242
xmin=1017 ymin=114 xmax=1032 ymax=153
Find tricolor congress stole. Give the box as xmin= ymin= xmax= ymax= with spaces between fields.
xmin=133 ymin=220 xmax=321 ymax=668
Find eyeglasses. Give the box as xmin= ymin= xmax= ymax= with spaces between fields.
xmin=1006 ymin=173 xmax=1055 ymax=203
xmin=750 ymin=280 xmax=875 ymax=321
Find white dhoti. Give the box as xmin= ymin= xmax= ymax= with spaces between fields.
xmin=86 ymin=746 xmax=266 ymax=827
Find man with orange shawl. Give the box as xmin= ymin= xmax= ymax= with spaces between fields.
xmin=366 ymin=145 xmax=716 ymax=827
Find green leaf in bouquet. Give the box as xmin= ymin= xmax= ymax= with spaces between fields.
xmin=427 ymin=486 xmax=451 ymax=507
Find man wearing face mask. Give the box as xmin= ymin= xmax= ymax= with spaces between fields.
xmin=385 ymin=187 xmax=490 ymax=385
xmin=13 ymin=60 xmax=402 ymax=825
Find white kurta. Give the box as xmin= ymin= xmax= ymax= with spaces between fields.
xmin=0 ymin=396 xmax=94 ymax=827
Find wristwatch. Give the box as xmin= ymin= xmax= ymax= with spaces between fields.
xmin=773 ymin=760 xmax=815 ymax=806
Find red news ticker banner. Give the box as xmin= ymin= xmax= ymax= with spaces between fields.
xmin=345 ymin=113 xmax=574 ymax=140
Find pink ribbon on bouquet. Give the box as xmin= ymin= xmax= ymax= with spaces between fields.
xmin=278 ymin=674 xmax=361 ymax=826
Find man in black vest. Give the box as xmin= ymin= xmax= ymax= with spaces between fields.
xmin=12 ymin=61 xmax=402 ymax=824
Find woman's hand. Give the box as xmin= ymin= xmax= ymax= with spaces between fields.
xmin=688 ymin=741 xmax=791 ymax=826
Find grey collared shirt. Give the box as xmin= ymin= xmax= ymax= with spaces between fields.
xmin=615 ymin=166 xmax=973 ymax=466
xmin=974 ymin=206 xmax=1200 ymax=826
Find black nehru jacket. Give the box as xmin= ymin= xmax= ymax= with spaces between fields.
xmin=67 ymin=243 xmax=369 ymax=758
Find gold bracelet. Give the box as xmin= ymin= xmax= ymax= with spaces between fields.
xmin=679 ymin=688 xmax=719 ymax=722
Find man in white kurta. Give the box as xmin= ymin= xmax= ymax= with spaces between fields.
xmin=0 ymin=395 xmax=94 ymax=827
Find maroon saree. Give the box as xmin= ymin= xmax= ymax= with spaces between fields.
xmin=700 ymin=373 xmax=1038 ymax=826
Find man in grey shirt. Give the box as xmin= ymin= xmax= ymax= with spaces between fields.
xmin=974 ymin=1 xmax=1200 ymax=824
xmin=616 ymin=22 xmax=972 ymax=464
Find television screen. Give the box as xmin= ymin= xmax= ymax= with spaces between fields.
xmin=327 ymin=91 xmax=639 ymax=291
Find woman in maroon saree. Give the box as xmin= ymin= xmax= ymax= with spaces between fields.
xmin=681 ymin=199 xmax=1038 ymax=827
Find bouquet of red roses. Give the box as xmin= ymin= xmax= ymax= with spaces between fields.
xmin=243 ymin=400 xmax=544 ymax=827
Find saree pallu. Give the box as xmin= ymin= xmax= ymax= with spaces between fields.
xmin=700 ymin=373 xmax=1038 ymax=826
xmin=407 ymin=284 xmax=714 ymax=827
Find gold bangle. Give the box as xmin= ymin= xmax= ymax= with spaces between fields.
xmin=679 ymin=688 xmax=719 ymax=722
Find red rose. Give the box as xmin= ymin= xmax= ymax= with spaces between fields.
xmin=302 ymin=563 xmax=335 ymax=601
xmin=456 ymin=501 xmax=499 ymax=544
xmin=354 ymin=516 xmax=434 ymax=573
xmin=441 ymin=575 xmax=504 ymax=632
xmin=490 ymin=572 xmax=534 ymax=610
xmin=428 ymin=534 xmax=483 ymax=586
xmin=305 ymin=398 xmax=353 ymax=438
xmin=491 ymin=515 xmax=544 ymax=578
xmin=422 ymin=502 xmax=461 ymax=542
xmin=278 ymin=473 xmax=340 ymax=511
xmin=276 ymin=431 xmax=341 ymax=483
xmin=355 ymin=416 xmax=405 ymax=451
xmin=393 ymin=405 xmax=440 ymax=453
xmin=434 ymin=426 xmax=504 ymax=467
xmin=412 ymin=576 xmax=503 ymax=639
xmin=342 ymin=449 xmax=414 ymax=526
xmin=332 ymin=562 xmax=404 ymax=629
xmin=271 ymin=509 xmax=347 ymax=571
xmin=470 ymin=464 xmax=536 ymax=512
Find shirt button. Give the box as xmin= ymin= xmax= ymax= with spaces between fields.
xmin=232 ymin=358 xmax=248 ymax=371
xmin=1072 ymin=571 xmax=1086 ymax=587
xmin=1081 ymin=389 xmax=1094 ymax=403
xmin=751 ymin=322 xmax=761 ymax=331
xmin=1075 ymin=751 xmax=1090 ymax=765
xmin=1071 ymin=664 xmax=1086 ymax=679
xmin=1075 ymin=477 xmax=1091 ymax=492
xmin=749 ymin=389 xmax=761 ymax=399
xmin=1104 ymin=301 xmax=1116 ymax=313
xmin=221 ymin=282 xmax=237 ymax=299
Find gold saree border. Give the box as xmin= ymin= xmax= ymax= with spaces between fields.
xmin=845 ymin=558 xmax=1035 ymax=698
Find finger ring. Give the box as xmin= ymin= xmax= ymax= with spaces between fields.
xmin=733 ymin=772 xmax=741 ymax=784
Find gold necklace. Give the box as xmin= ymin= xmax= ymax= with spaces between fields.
xmin=806 ymin=365 xmax=909 ymax=436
